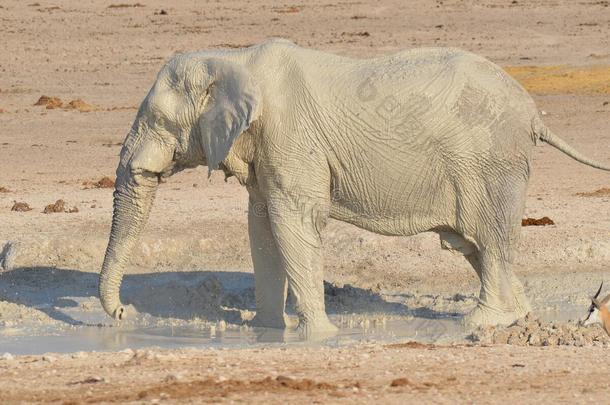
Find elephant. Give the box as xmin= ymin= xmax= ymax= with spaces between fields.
xmin=99 ymin=38 xmax=610 ymax=336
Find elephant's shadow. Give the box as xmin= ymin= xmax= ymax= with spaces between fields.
xmin=0 ymin=267 xmax=459 ymax=326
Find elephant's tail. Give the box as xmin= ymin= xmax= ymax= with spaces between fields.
xmin=533 ymin=117 xmax=610 ymax=171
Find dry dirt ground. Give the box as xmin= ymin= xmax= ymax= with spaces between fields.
xmin=1 ymin=0 xmax=610 ymax=403
xmin=2 ymin=345 xmax=610 ymax=404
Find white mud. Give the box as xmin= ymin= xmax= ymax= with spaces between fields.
xmin=1 ymin=265 xmax=608 ymax=354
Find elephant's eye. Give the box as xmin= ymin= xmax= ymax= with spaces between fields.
xmin=154 ymin=116 xmax=166 ymax=128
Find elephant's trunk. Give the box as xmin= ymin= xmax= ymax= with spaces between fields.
xmin=99 ymin=168 xmax=158 ymax=320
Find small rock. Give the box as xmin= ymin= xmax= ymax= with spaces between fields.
xmin=42 ymin=355 xmax=56 ymax=363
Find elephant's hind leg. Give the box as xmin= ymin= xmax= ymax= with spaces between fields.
xmin=440 ymin=231 xmax=529 ymax=324
xmin=455 ymin=171 xmax=532 ymax=326
xmin=248 ymin=197 xmax=288 ymax=329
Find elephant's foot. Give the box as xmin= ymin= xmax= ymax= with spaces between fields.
xmin=296 ymin=314 xmax=338 ymax=339
xmin=250 ymin=312 xmax=288 ymax=329
xmin=463 ymin=302 xmax=521 ymax=327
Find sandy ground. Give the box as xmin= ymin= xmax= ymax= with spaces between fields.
xmin=1 ymin=0 xmax=610 ymax=403
xmin=2 ymin=345 xmax=610 ymax=404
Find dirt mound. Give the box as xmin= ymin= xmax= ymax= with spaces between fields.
xmin=522 ymin=216 xmax=554 ymax=226
xmin=82 ymin=176 xmax=115 ymax=189
xmin=42 ymin=200 xmax=78 ymax=214
xmin=34 ymin=95 xmax=62 ymax=109
xmin=576 ymin=187 xmax=610 ymax=197
xmin=0 ymin=186 xmax=10 ymax=193
xmin=33 ymin=96 xmax=96 ymax=112
xmin=65 ymin=99 xmax=95 ymax=112
xmin=468 ymin=314 xmax=610 ymax=347
xmin=10 ymin=202 xmax=32 ymax=212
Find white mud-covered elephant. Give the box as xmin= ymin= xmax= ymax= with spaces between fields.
xmin=99 ymin=38 xmax=610 ymax=336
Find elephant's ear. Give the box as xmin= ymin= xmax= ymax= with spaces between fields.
xmin=197 ymin=60 xmax=261 ymax=176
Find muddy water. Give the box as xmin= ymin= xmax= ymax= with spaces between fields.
xmin=0 ymin=319 xmax=464 ymax=356
xmin=0 ymin=292 xmax=466 ymax=355
xmin=0 ymin=268 xmax=600 ymax=355
xmin=0 ymin=299 xmax=585 ymax=355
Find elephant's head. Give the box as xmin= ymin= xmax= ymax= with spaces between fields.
xmin=99 ymin=54 xmax=261 ymax=320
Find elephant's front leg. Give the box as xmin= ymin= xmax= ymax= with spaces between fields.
xmin=267 ymin=199 xmax=338 ymax=337
xmin=248 ymin=197 xmax=288 ymax=329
